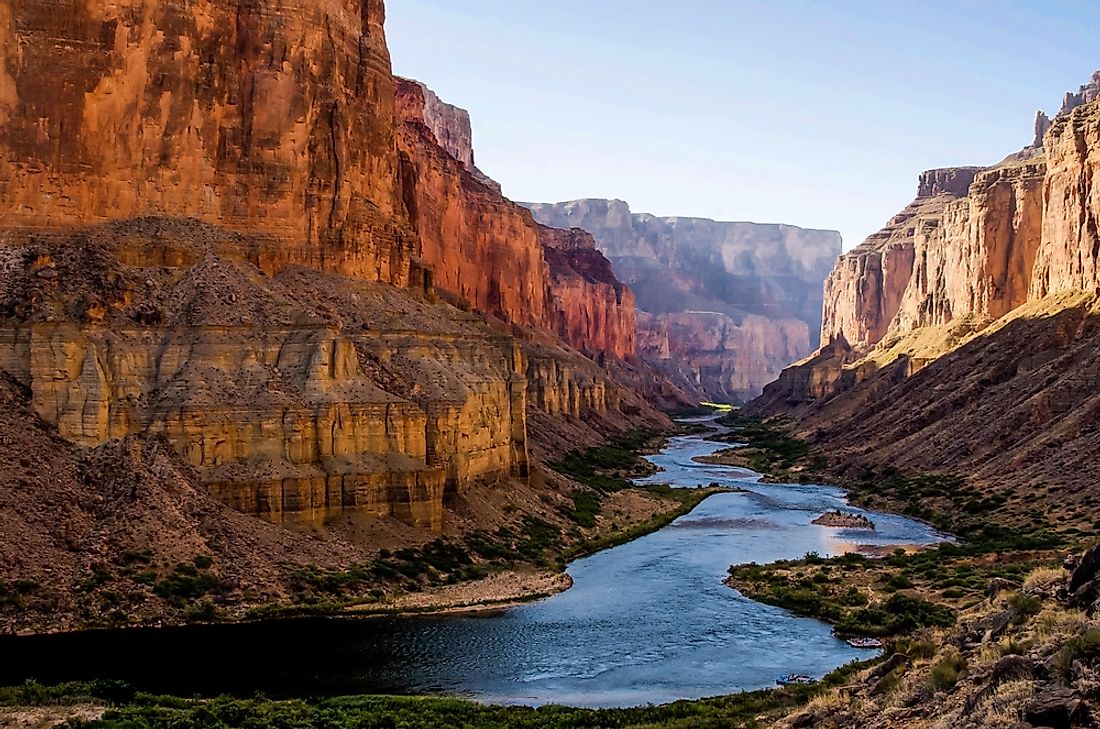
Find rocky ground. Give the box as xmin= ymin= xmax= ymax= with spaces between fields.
xmin=775 ymin=549 xmax=1100 ymax=728
xmin=0 ymin=361 xmax=697 ymax=635
xmin=811 ymin=511 xmax=875 ymax=529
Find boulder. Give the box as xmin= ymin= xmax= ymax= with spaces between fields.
xmin=1024 ymin=687 xmax=1084 ymax=729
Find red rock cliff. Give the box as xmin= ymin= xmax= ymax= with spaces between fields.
xmin=755 ymin=77 xmax=1100 ymax=412
xmin=538 ymin=225 xmax=636 ymax=360
xmin=821 ymin=167 xmax=982 ymax=349
xmin=0 ymin=0 xmax=417 ymax=284
xmin=393 ymin=78 xmax=637 ymax=360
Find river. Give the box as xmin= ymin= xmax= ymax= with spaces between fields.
xmin=0 ymin=423 xmax=945 ymax=707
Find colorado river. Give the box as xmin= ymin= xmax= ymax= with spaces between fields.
xmin=0 ymin=423 xmax=945 ymax=707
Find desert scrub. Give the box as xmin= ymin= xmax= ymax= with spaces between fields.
xmin=152 ymin=560 xmax=221 ymax=605
xmin=712 ymin=415 xmax=811 ymax=475
xmin=548 ymin=430 xmax=661 ymax=492
xmin=1006 ymin=591 xmax=1042 ymax=624
xmin=929 ymin=650 xmax=967 ymax=692
xmin=728 ymin=555 xmax=954 ymax=637
xmin=1022 ymin=566 xmax=1065 ymax=594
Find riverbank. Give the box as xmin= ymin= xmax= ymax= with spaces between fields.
xmin=2 ymin=422 xmax=731 ymax=636
xmin=715 ymin=412 xmax=1071 ymax=637
xmin=343 ymin=484 xmax=728 ymax=619
xmin=0 ymin=658 xmax=876 ymax=729
xmin=0 ymin=418 xmax=950 ymax=725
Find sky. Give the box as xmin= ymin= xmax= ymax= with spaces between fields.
xmin=386 ymin=1 xmax=1098 ymax=250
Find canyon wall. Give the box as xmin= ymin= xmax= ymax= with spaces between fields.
xmin=1030 ymin=99 xmax=1100 ymax=299
xmin=820 ymin=162 xmax=1045 ymax=352
xmin=0 ymin=221 xmax=531 ymax=532
xmin=751 ymin=82 xmax=1100 ymax=506
xmin=393 ymin=78 xmax=638 ymax=361
xmin=538 ymin=225 xmax=636 ymax=360
xmin=0 ymin=0 xmax=663 ymax=540
xmin=0 ymin=0 xmax=417 ymax=285
xmin=527 ymin=199 xmax=841 ymax=401
xmin=820 ymin=167 xmax=981 ymax=349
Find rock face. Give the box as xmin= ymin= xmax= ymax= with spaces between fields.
xmin=0 ymin=220 xmax=530 ymax=532
xmin=1031 ymin=99 xmax=1100 ymax=299
xmin=821 ymin=167 xmax=982 ymax=349
xmin=538 ymin=225 xmax=636 ymax=360
xmin=749 ymin=77 xmax=1100 ymax=520
xmin=394 ymin=79 xmax=638 ymax=361
xmin=0 ymin=0 xmax=662 ymax=539
xmin=892 ymin=160 xmax=1046 ymax=335
xmin=395 ymin=109 xmax=551 ymax=329
xmin=526 ymin=199 xmax=841 ymax=401
xmin=1058 ymin=70 xmax=1100 ymax=116
xmin=393 ymin=77 xmax=499 ymax=191
xmin=0 ymin=0 xmax=417 ymax=285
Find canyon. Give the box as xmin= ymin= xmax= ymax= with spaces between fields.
xmin=0 ymin=0 xmax=678 ymax=632
xmin=749 ymin=76 xmax=1100 ymax=524
xmin=527 ymin=199 xmax=841 ymax=402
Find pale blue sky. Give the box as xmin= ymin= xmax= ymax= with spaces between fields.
xmin=387 ymin=1 xmax=1097 ymax=249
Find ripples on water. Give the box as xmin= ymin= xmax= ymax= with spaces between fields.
xmin=0 ymin=421 xmax=947 ymax=708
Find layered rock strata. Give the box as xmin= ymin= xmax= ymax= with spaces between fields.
xmin=750 ymin=79 xmax=1100 ymax=514
xmin=0 ymin=0 xmax=666 ymax=538
xmin=0 ymin=220 xmax=531 ymax=532
xmin=393 ymin=78 xmax=639 ymax=361
xmin=527 ymin=199 xmax=841 ymax=401
xmin=538 ymin=225 xmax=636 ymax=360
xmin=821 ymin=167 xmax=982 ymax=349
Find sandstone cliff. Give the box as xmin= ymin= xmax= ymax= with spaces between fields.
xmin=393 ymin=79 xmax=639 ymax=364
xmin=821 ymin=167 xmax=982 ymax=349
xmin=0 ymin=219 xmax=531 ymax=532
xmin=538 ymin=225 xmax=636 ymax=360
xmin=0 ymin=0 xmax=670 ymax=553
xmin=1 ymin=0 xmax=417 ymax=285
xmin=527 ymin=199 xmax=841 ymax=401
xmin=750 ymin=79 xmax=1100 ymax=516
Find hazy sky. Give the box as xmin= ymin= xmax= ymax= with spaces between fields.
xmin=386 ymin=1 xmax=1097 ymax=250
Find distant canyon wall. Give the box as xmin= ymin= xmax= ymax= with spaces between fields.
xmin=393 ymin=78 xmax=637 ymax=360
xmin=527 ymin=199 xmax=841 ymax=402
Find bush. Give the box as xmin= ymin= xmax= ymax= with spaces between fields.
xmin=153 ymin=562 xmax=219 ymax=604
xmin=930 ymin=651 xmax=967 ymax=692
xmin=1007 ymin=592 xmax=1042 ymax=624
xmin=560 ymin=491 xmax=602 ymax=528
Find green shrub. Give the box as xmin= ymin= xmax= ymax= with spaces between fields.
xmin=560 ymin=491 xmax=602 ymax=528
xmin=930 ymin=652 xmax=967 ymax=692
xmin=1007 ymin=592 xmax=1042 ymax=624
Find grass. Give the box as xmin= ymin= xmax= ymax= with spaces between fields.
xmin=929 ymin=650 xmax=967 ymax=692
xmin=0 ymin=659 xmax=878 ymax=729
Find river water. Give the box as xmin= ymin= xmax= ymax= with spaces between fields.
xmin=0 ymin=423 xmax=945 ymax=707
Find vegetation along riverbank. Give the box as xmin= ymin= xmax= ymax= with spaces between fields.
xmin=717 ymin=412 xmax=1100 ymax=726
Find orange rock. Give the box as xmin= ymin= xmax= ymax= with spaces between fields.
xmin=0 ymin=0 xmax=416 ymax=285
xmin=394 ymin=78 xmax=637 ymax=359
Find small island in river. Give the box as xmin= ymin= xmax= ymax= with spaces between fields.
xmin=812 ymin=510 xmax=875 ymax=530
